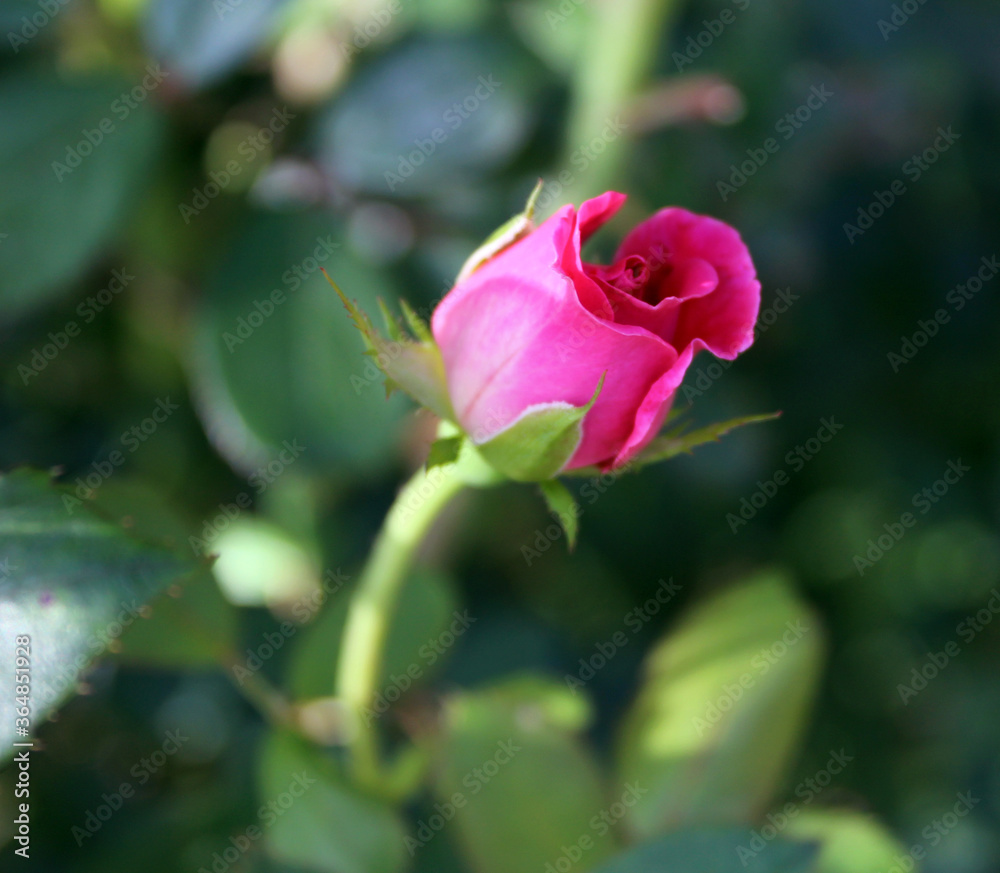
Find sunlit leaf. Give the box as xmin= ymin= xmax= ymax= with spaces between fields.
xmin=0 ymin=469 xmax=199 ymax=759
xmin=259 ymin=730 xmax=409 ymax=873
xmin=615 ymin=571 xmax=824 ymax=837
xmin=784 ymin=809 xmax=909 ymax=873
xmin=429 ymin=676 xmax=617 ymax=873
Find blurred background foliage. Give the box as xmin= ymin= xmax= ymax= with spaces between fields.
xmin=0 ymin=0 xmax=999 ymax=870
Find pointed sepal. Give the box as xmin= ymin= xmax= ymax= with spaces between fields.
xmin=455 ymin=179 xmax=544 ymax=283
xmin=632 ymin=411 xmax=781 ymax=470
xmin=539 ymin=479 xmax=580 ymax=550
xmin=323 ymin=269 xmax=455 ymax=422
xmin=474 ymin=375 xmax=604 ymax=482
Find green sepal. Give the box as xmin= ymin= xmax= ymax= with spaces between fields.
xmin=324 ymin=269 xmax=455 ymax=422
xmin=377 ymin=297 xmax=404 ymax=342
xmin=634 ymin=411 xmax=781 ymax=469
xmin=399 ymin=298 xmax=433 ymax=343
xmin=426 ymin=435 xmax=464 ymax=470
xmin=456 ymin=179 xmax=544 ymax=283
xmin=568 ymin=410 xmax=780 ymax=477
xmin=475 ymin=375 xmax=604 ymax=482
xmin=539 ymin=479 xmax=579 ymax=550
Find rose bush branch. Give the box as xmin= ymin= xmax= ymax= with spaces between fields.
xmin=329 ymin=185 xmax=771 ymax=797
xmin=562 ymin=0 xmax=682 ymax=203
xmin=333 ymin=448 xmax=498 ymax=794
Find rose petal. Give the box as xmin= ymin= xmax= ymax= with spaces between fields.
xmin=616 ymin=207 xmax=760 ymax=359
xmin=432 ymin=194 xmax=677 ymax=471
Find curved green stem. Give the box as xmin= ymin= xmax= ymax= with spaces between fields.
xmin=335 ymin=462 xmax=468 ymax=791
xmin=561 ymin=0 xmax=682 ymax=204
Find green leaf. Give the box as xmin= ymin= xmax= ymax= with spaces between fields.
xmin=142 ymin=0 xmax=290 ymax=89
xmin=0 ymin=470 xmax=199 ymax=758
xmin=539 ymin=479 xmax=579 ymax=550
xmin=633 ymin=411 xmax=781 ymax=470
xmin=428 ymin=676 xmax=617 ymax=873
xmin=289 ymin=569 xmax=458 ymax=702
xmin=456 ymin=178 xmax=543 ymax=282
xmin=314 ymin=37 xmax=539 ymax=197
xmin=327 ymin=272 xmax=455 ymax=421
xmin=614 ymin=571 xmax=825 ymax=838
xmin=88 ymin=479 xmax=238 ymax=669
xmin=259 ymin=730 xmax=408 ymax=873
xmin=427 ymin=436 xmax=465 ymax=470
xmin=475 ymin=375 xmax=604 ymax=482
xmin=0 ymin=71 xmax=164 ymax=323
xmin=508 ymin=0 xmax=595 ymax=74
xmin=590 ymin=829 xmax=820 ymax=873
xmin=116 ymin=572 xmax=237 ymax=669
xmin=190 ymin=211 xmax=406 ymax=473
xmin=784 ymin=810 xmax=908 ymax=873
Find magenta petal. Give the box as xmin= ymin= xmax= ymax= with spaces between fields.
xmin=616 ymin=208 xmax=760 ymax=359
xmin=431 ymin=192 xmax=760 ymax=478
xmin=659 ymin=257 xmax=719 ymax=302
xmin=609 ymin=342 xmax=704 ymax=469
xmin=432 ymin=192 xmax=678 ymax=471
xmin=577 ymin=190 xmax=627 ymax=242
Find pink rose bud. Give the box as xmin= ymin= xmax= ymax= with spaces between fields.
xmin=431 ymin=191 xmax=761 ymax=478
